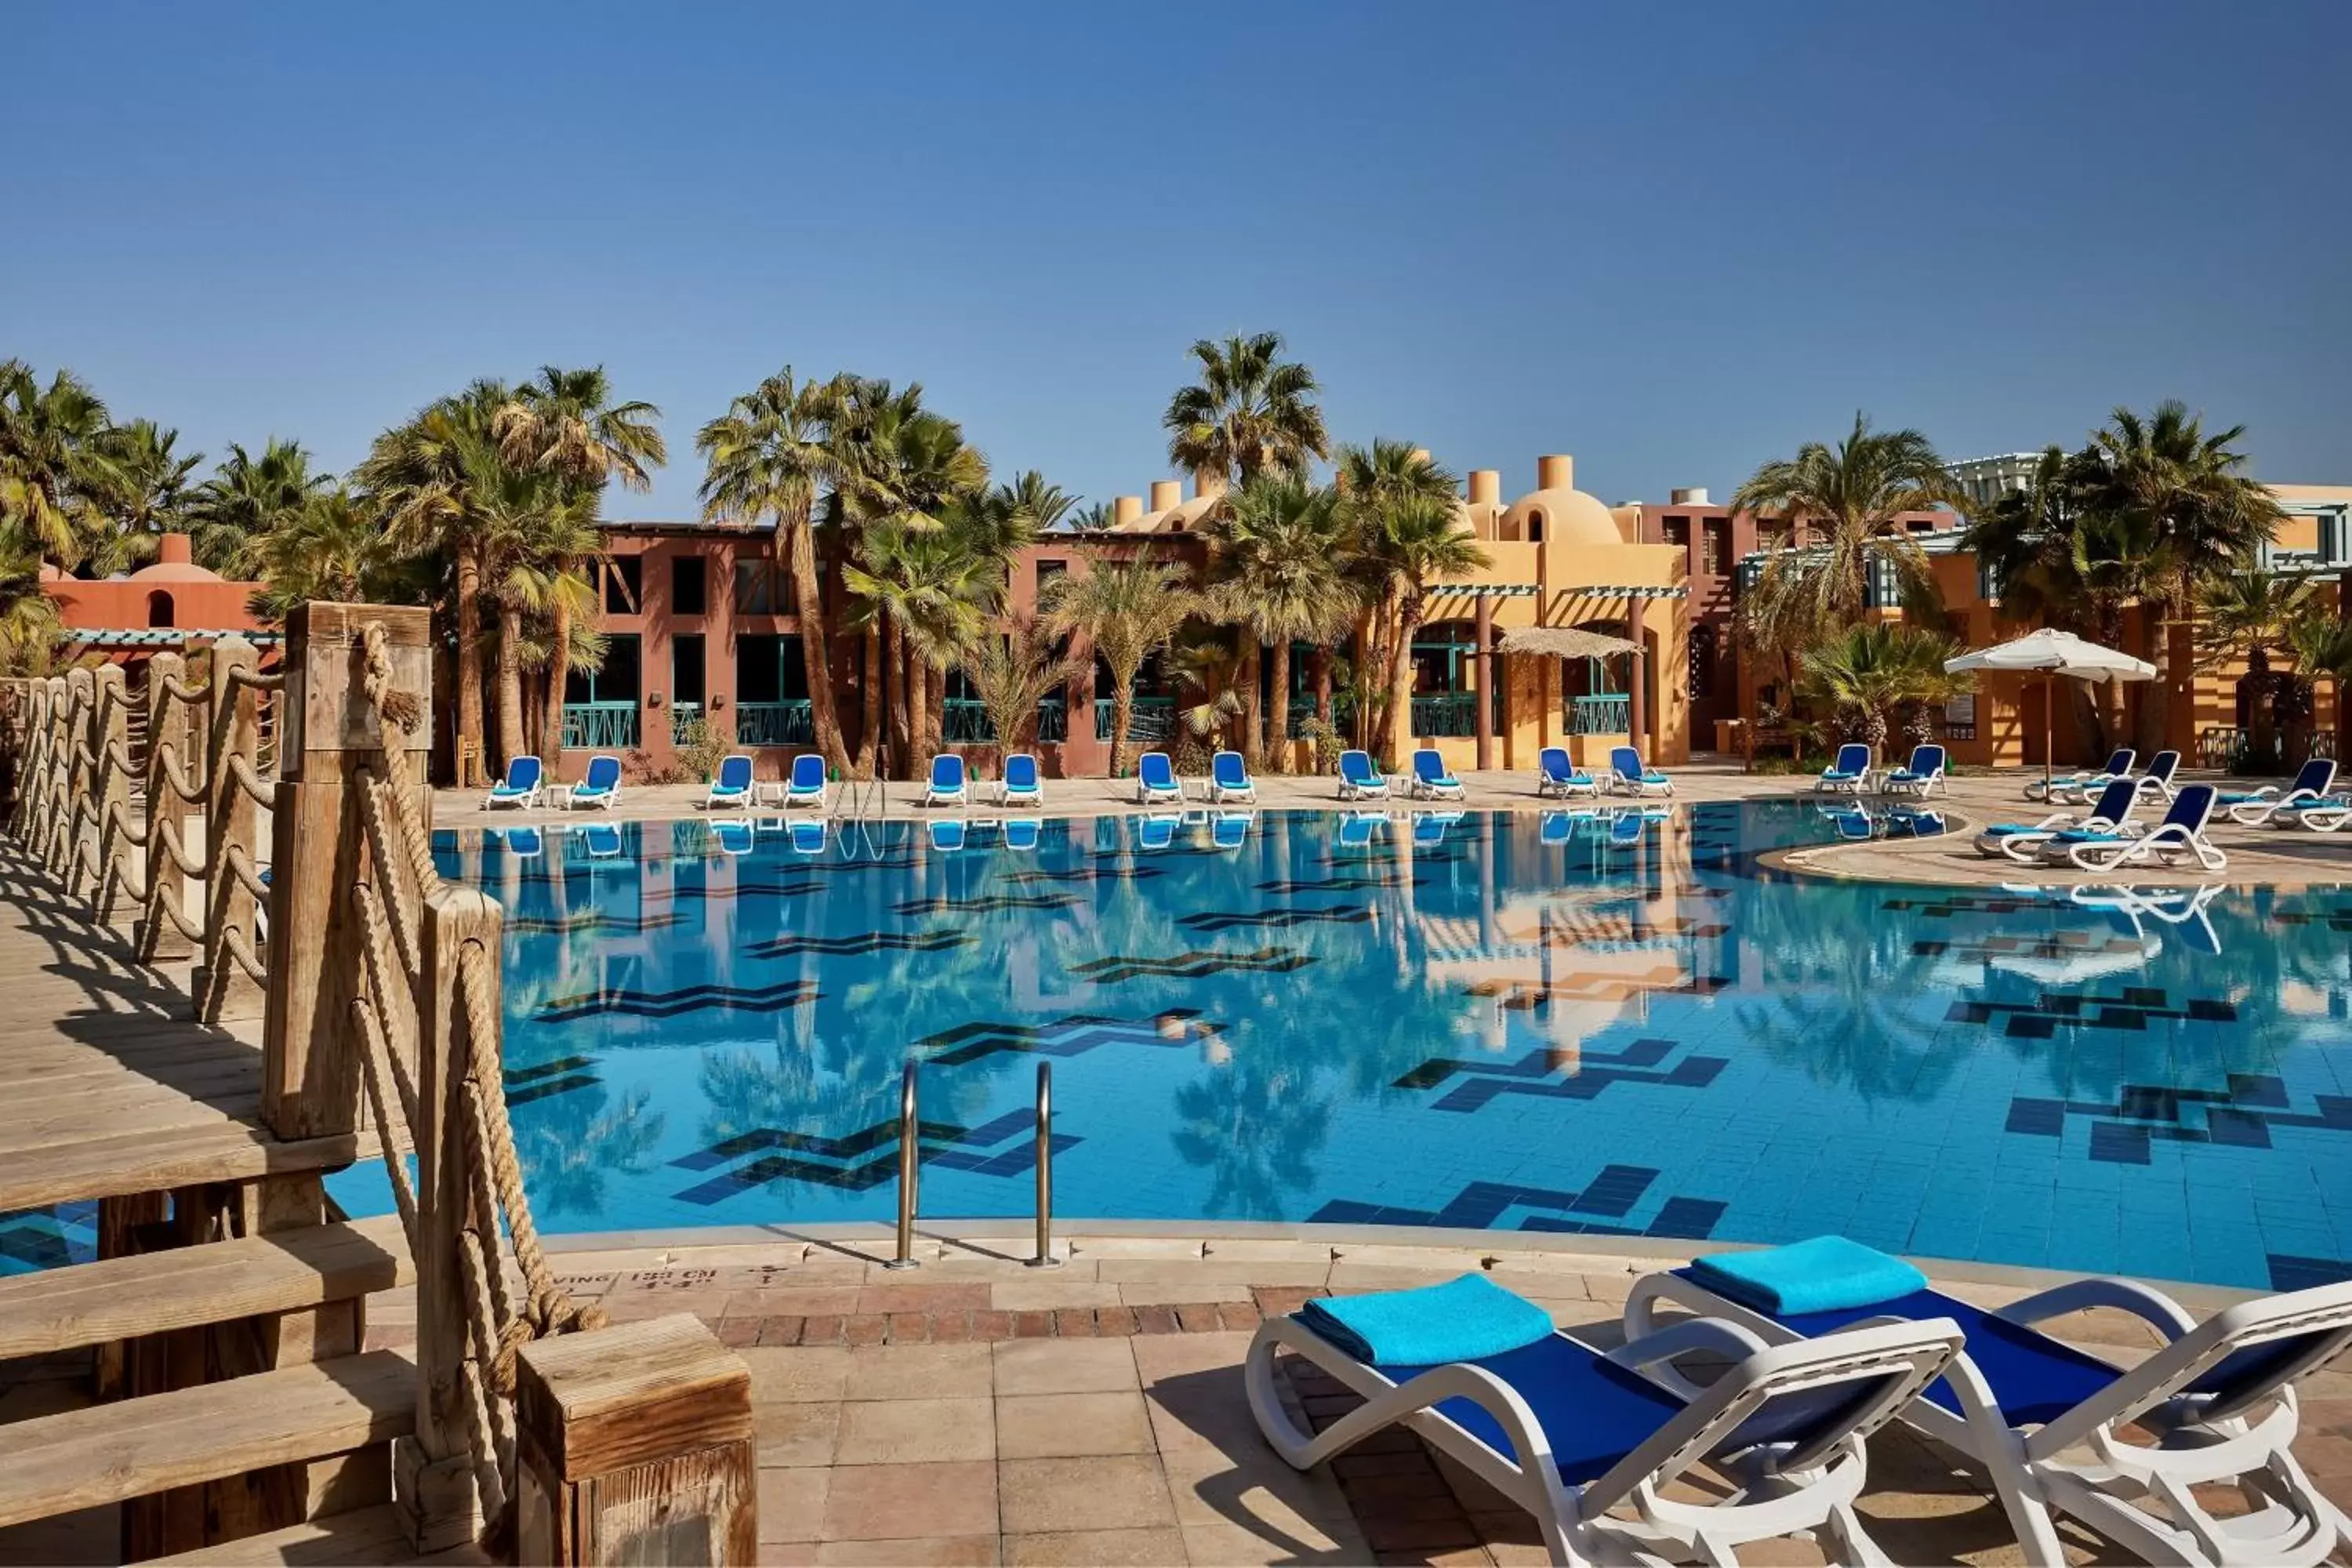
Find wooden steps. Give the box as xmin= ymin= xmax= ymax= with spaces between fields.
xmin=147 ymin=1504 xmax=492 ymax=1566
xmin=0 ymin=1348 xmax=416 ymax=1530
xmin=0 ymin=1214 xmax=411 ymax=1361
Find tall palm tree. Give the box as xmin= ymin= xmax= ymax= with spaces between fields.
xmin=961 ymin=619 xmax=1078 ymax=753
xmin=190 ymin=437 xmax=332 ymax=576
xmin=245 ymin=488 xmax=401 ymax=620
xmin=1039 ymin=561 xmax=1200 ymax=775
xmin=90 ymin=419 xmax=202 ymax=575
xmin=0 ymin=359 xmax=120 ymax=570
xmin=996 ymin=470 xmax=1075 ymax=533
xmin=0 ymin=532 xmax=60 ymax=674
xmin=697 ymin=368 xmax=852 ymax=774
xmin=355 ymin=380 xmax=512 ymax=779
xmin=1729 ymin=412 xmax=1964 ymax=636
xmin=2196 ymin=568 xmax=2319 ymax=769
xmin=1336 ymin=441 xmax=1460 ymax=750
xmin=2089 ymin=401 xmax=2285 ymax=750
xmin=1162 ymin=332 xmax=1328 ymax=488
xmin=841 ymin=517 xmax=991 ymax=767
xmin=1361 ymin=492 xmax=1489 ymax=766
xmin=1202 ymin=473 xmax=1361 ymax=770
xmin=497 ymin=365 xmax=666 ymax=762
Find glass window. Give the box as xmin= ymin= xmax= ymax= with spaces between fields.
xmin=673 ymin=555 xmax=706 ymax=617
xmin=1701 ymin=520 xmax=1730 ymax=576
xmin=733 ymin=560 xmax=785 ymax=615
xmin=672 ymin=633 xmax=706 ymax=706
xmin=565 ymin=633 xmax=641 ymax=704
xmin=1411 ymin=621 xmax=1479 ymax=696
xmin=1661 ymin=517 xmax=1688 ymax=550
xmin=735 ymin=633 xmax=809 ymax=702
xmin=603 ymin=556 xmax=642 ymax=615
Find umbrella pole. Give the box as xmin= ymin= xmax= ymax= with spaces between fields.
xmin=2045 ymin=672 xmax=2054 ymax=793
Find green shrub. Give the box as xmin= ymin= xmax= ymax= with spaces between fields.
xmin=677 ymin=716 xmax=729 ymax=782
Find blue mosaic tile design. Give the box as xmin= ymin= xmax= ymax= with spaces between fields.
xmin=295 ymin=808 xmax=2352 ymax=1289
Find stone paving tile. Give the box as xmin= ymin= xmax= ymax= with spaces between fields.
xmin=990 ymin=1279 xmax=1125 ymax=1312
xmin=812 ymin=1535 xmax=1001 ymax=1565
xmin=1177 ymin=1516 xmax=1370 ymax=1565
xmin=996 ymin=1392 xmax=1156 ymax=1459
xmin=746 ymin=1345 xmax=851 ymax=1403
xmin=844 ymin=1341 xmax=996 ymax=1400
xmin=994 ymin=1336 xmax=1141 ymax=1396
xmin=821 ymin=1460 xmax=1000 ymax=1541
xmin=1000 ymin=1526 xmax=1189 ymax=1565
xmin=755 ymin=1400 xmax=842 ymax=1468
xmin=833 ymin=1396 xmax=996 ymax=1465
xmin=998 ymin=1455 xmax=1180 ymax=1535
xmin=756 ymin=1466 xmax=830 ymax=1544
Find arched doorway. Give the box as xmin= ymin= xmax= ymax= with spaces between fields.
xmin=146 ymin=590 xmax=175 ymax=629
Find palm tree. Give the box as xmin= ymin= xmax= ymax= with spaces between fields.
xmin=355 ymin=380 xmax=512 ymax=780
xmin=2196 ymin=568 xmax=2319 ymax=770
xmin=1067 ymin=501 xmax=1116 ymax=532
xmin=1335 ymin=441 xmax=1459 ymax=750
xmin=0 ymin=360 xmax=119 ymax=570
xmin=90 ymin=419 xmax=201 ymax=575
xmin=0 ymin=532 xmax=60 ymax=674
xmin=996 ymin=470 xmax=1076 ymax=533
xmin=962 ymin=618 xmax=1079 ymax=754
xmin=841 ymin=516 xmax=992 ymax=765
xmin=1039 ymin=561 xmax=1200 ymax=775
xmin=2089 ymin=401 xmax=2285 ymax=750
xmin=1796 ymin=622 xmax=1972 ymax=754
xmin=497 ymin=366 xmax=666 ymax=763
xmin=697 ymin=368 xmax=852 ymax=774
xmin=1202 ymin=473 xmax=1361 ymax=770
xmin=1361 ymin=492 xmax=1488 ymax=766
xmin=245 ymin=488 xmax=401 ymax=620
xmin=1162 ymin=332 xmax=1328 ymax=488
xmin=190 ymin=437 xmax=332 ymax=576
xmin=1729 ymin=412 xmax=1965 ymax=636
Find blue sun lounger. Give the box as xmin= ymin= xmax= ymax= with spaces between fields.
xmin=1535 ymin=746 xmax=1598 ymax=799
xmin=784 ymin=753 xmax=829 ymax=811
xmin=1250 ymin=1272 xmax=1962 ymax=1565
xmin=567 ymin=755 xmax=622 ymax=811
xmin=2044 ymin=782 xmax=2224 ymax=873
xmin=1207 ymin=750 xmax=1256 ymax=804
xmin=996 ymin=752 xmax=1044 ymax=808
xmin=1628 ymin=1242 xmax=2352 ymax=1566
xmin=1882 ymin=743 xmax=1946 ymax=798
xmin=1134 ymin=750 xmax=1182 ymax=805
xmin=1337 ymin=750 xmax=1388 ymax=800
xmin=486 ymin=755 xmax=543 ymax=810
xmin=1813 ymin=742 xmax=1873 ymax=795
xmin=1610 ymin=746 xmax=1672 ymax=797
xmin=924 ymin=753 xmax=968 ymax=808
xmin=2223 ymin=757 xmax=2336 ymax=826
xmin=706 ymin=754 xmax=754 ymax=810
xmin=2031 ymin=748 xmax=2134 ymax=804
xmin=1973 ymin=777 xmax=2140 ymax=862
xmin=1410 ymin=748 xmax=1465 ymax=801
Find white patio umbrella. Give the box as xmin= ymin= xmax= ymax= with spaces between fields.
xmin=1943 ymin=628 xmax=2157 ymax=793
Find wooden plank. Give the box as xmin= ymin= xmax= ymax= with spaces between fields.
xmin=0 ymin=1123 xmax=361 ymax=1211
xmin=146 ymin=1502 xmax=456 ymax=1566
xmin=514 ymin=1315 xmax=752 ymax=1481
xmin=0 ymin=1349 xmax=416 ymax=1529
xmin=0 ymin=1214 xmax=412 ymax=1360
xmin=0 ymin=1094 xmax=264 ymax=1157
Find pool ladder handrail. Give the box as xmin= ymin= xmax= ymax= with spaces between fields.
xmin=885 ymin=1059 xmax=1062 ymax=1270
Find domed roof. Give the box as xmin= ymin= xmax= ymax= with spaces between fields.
xmin=1501 ymin=487 xmax=1626 ymax=548
xmin=127 ymin=560 xmax=223 ymax=583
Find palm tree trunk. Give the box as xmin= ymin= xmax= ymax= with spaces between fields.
xmin=1313 ymin=648 xmax=1334 ymax=728
xmin=927 ymin=665 xmax=945 ymax=758
xmin=2249 ymin=646 xmax=2276 ymax=766
xmin=885 ymin=615 xmax=910 ymax=778
xmin=455 ymin=546 xmax=484 ymax=786
xmin=855 ymin=620 xmax=882 ymax=779
xmin=540 ymin=590 xmax=571 ymax=768
xmin=1267 ymin=637 xmax=1292 ymax=775
xmin=494 ymin=601 xmax=527 ymax=774
xmin=903 ymin=637 xmax=927 ymax=775
xmin=787 ymin=516 xmax=849 ymax=775
xmin=1110 ymin=679 xmax=1136 ymax=779
xmin=1236 ymin=641 xmax=1261 ymax=771
xmin=1388 ymin=591 xmax=1424 ymax=769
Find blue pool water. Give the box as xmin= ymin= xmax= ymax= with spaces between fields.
xmin=328 ymin=802 xmax=2352 ymax=1293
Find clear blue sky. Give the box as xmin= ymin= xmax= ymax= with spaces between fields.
xmin=6 ymin=1 xmax=2347 ymax=518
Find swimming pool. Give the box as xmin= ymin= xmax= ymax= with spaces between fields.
xmin=347 ymin=802 xmax=2351 ymax=1292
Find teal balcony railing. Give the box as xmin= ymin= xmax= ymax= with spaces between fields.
xmin=1410 ymin=691 xmax=1502 ymax=739
xmin=735 ymin=700 xmax=814 ymax=748
xmin=1567 ymin=693 xmax=1632 ymax=735
xmin=1096 ymin=696 xmax=1177 ymax=743
xmin=1036 ymin=699 xmax=1068 ymax=744
xmin=1286 ymin=695 xmax=1356 ymax=738
xmin=562 ymin=701 xmax=640 ymax=750
xmin=941 ymin=699 xmax=992 ymax=743
xmin=670 ymin=702 xmax=701 ymax=747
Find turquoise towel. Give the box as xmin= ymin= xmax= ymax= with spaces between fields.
xmin=1690 ymin=1236 xmax=1927 ymax=1315
xmin=1298 ymin=1273 xmax=1555 ymax=1364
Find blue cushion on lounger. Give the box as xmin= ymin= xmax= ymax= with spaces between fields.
xmin=1689 ymin=1236 xmax=1926 ymax=1316
xmin=1298 ymin=1273 xmax=1555 ymax=1365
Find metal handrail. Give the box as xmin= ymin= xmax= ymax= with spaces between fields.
xmin=885 ymin=1062 xmax=920 ymax=1270
xmin=1027 ymin=1062 xmax=1061 ymax=1269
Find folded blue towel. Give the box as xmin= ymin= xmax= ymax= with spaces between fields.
xmin=1298 ymin=1273 xmax=1556 ymax=1364
xmin=1689 ymin=1236 xmax=1927 ymax=1315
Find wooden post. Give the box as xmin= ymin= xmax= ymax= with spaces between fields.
xmin=202 ymin=637 xmax=264 ymax=1023
xmin=263 ymin=603 xmax=434 ymax=1142
xmin=1626 ymin=601 xmax=1648 ymax=757
xmin=55 ymin=666 xmax=93 ymax=884
xmin=514 ymin=1316 xmax=757 ymax=1566
xmin=393 ymin=882 xmax=501 ymax=1552
xmin=1472 ymin=595 xmax=1495 ymax=771
xmin=140 ymin=652 xmax=198 ymax=961
xmin=90 ymin=664 xmax=132 ymax=927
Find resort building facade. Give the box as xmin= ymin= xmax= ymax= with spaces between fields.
xmin=570 ymin=453 xmax=1694 ymax=782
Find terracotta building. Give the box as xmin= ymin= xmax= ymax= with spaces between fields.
xmin=39 ymin=532 xmax=277 ymax=662
xmin=570 ymin=451 xmax=1695 ymax=782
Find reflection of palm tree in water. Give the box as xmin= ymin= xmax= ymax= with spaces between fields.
xmin=511 ymin=1080 xmax=666 ymax=1218
xmin=1170 ymin=1061 xmax=1334 ymax=1221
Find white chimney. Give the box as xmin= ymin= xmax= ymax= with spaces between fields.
xmin=1670 ymin=487 xmax=1711 ymax=506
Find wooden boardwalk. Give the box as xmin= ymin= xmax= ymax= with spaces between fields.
xmin=0 ymin=837 xmax=356 ymax=1218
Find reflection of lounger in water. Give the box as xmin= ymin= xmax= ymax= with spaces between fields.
xmin=1003 ymin=818 xmax=1042 ymax=851
xmin=788 ymin=818 xmax=827 ymax=856
xmin=1135 ymin=814 xmax=1181 ymax=851
xmin=1338 ymin=812 xmax=1384 ymax=848
xmin=1212 ymin=812 xmax=1252 ymax=850
xmin=583 ymin=824 xmax=623 ymax=858
xmin=712 ymin=819 xmax=755 ymax=856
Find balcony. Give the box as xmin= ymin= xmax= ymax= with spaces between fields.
xmin=1410 ymin=691 xmax=1501 ymax=739
xmin=670 ymin=702 xmax=701 ymax=747
xmin=561 ymin=702 xmax=640 ymax=750
xmin=1095 ymin=697 xmax=1177 ymax=743
xmin=735 ymin=700 xmax=814 ymax=748
xmin=1566 ymin=693 xmax=1631 ymax=735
